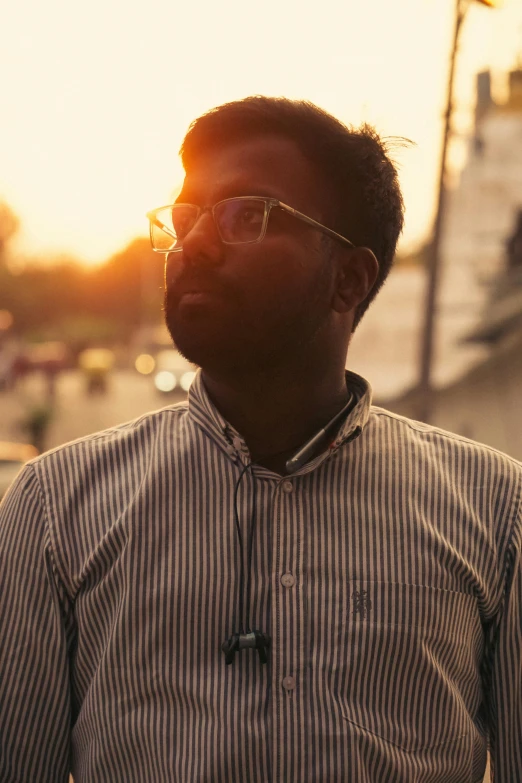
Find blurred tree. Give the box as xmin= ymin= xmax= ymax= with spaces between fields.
xmin=0 ymin=230 xmax=164 ymax=345
xmin=0 ymin=202 xmax=19 ymax=261
xmin=0 ymin=203 xmax=20 ymax=336
xmin=91 ymin=237 xmax=163 ymax=330
xmin=1 ymin=258 xmax=84 ymax=338
xmin=87 ymin=237 xmax=164 ymax=336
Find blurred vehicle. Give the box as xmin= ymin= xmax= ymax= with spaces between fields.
xmin=8 ymin=341 xmax=70 ymax=396
xmin=78 ymin=348 xmax=115 ymax=394
xmin=14 ymin=341 xmax=69 ymax=376
xmin=0 ymin=442 xmax=38 ymax=499
xmin=149 ymin=349 xmax=196 ymax=394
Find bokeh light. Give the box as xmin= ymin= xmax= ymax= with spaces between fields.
xmin=135 ymin=354 xmax=156 ymax=375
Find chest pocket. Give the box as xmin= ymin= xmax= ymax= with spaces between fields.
xmin=333 ymin=581 xmax=480 ymax=752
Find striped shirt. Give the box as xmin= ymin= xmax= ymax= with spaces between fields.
xmin=0 ymin=370 xmax=521 ymax=783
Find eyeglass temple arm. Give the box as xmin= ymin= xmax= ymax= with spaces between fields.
xmin=146 ymin=212 xmax=178 ymax=240
xmin=277 ymin=202 xmax=355 ymax=248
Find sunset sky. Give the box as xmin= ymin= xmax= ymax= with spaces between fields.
xmin=1 ymin=0 xmax=521 ymax=266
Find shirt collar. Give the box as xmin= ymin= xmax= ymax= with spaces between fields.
xmin=187 ymin=369 xmax=372 ymax=474
xmin=333 ymin=370 xmax=372 ymax=445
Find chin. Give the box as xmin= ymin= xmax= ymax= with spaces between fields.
xmin=164 ymin=312 xmax=238 ymax=374
xmin=163 ymin=293 xmax=283 ymax=377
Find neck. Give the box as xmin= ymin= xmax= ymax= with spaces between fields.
xmin=201 ymin=362 xmax=351 ymax=473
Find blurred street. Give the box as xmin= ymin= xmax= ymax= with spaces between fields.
xmin=0 ymin=369 xmax=187 ymax=453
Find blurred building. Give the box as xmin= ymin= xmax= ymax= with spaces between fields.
xmin=385 ymin=66 xmax=522 ymax=460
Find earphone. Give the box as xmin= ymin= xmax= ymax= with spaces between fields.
xmin=221 ymin=630 xmax=270 ymax=665
xmin=222 ymin=462 xmax=264 ymax=665
xmin=222 ymin=389 xmax=359 ymax=665
xmin=285 ymin=390 xmax=354 ymax=474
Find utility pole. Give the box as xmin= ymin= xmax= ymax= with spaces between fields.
xmin=417 ymin=0 xmax=498 ymax=423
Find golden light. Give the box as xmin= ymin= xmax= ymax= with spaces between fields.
xmin=0 ymin=310 xmax=14 ymax=331
xmin=135 ymin=354 xmax=155 ymax=375
xmin=78 ymin=348 xmax=115 ymax=372
xmin=1 ymin=0 xmax=520 ymax=267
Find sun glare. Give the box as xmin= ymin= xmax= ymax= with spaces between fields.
xmin=1 ymin=0 xmax=521 ymax=266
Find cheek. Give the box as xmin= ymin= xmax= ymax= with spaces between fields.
xmin=238 ymin=259 xmax=295 ymax=315
xmin=243 ymin=253 xmax=328 ymax=329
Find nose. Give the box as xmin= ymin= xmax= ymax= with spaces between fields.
xmin=177 ymin=210 xmax=224 ymax=267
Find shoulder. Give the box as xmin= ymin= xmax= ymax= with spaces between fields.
xmin=11 ymin=402 xmax=191 ymax=592
xmin=368 ymin=405 xmax=522 ymax=472
xmin=32 ymin=401 xmax=188 ymax=471
xmin=364 ymin=406 xmax=522 ymax=563
xmin=25 ymin=401 xmax=189 ymax=510
xmin=366 ymin=405 xmax=522 ymax=529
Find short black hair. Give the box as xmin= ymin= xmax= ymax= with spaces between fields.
xmin=180 ymin=96 xmax=406 ymax=330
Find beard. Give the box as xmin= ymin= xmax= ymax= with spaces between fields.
xmin=163 ymin=286 xmax=287 ymax=377
xmin=163 ymin=283 xmax=245 ymax=372
xmin=164 ymin=285 xmax=332 ymax=385
xmin=163 ymin=242 xmax=336 ymax=379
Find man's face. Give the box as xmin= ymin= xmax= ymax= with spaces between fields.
xmin=164 ymin=134 xmax=338 ymax=376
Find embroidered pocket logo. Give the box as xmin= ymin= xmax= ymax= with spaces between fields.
xmin=351 ymin=589 xmax=372 ymax=619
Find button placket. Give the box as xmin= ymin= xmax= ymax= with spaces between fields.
xmin=271 ymin=473 xmax=307 ymax=777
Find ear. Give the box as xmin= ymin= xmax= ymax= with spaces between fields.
xmin=331 ymin=246 xmax=379 ymax=314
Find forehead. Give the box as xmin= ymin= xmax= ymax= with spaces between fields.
xmin=180 ymin=135 xmax=330 ymax=211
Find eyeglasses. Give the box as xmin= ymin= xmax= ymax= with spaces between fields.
xmin=146 ymin=196 xmax=355 ymax=253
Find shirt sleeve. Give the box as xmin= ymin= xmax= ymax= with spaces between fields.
xmin=486 ymin=500 xmax=522 ymax=782
xmin=0 ymin=465 xmax=73 ymax=783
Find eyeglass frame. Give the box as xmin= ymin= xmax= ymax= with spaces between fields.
xmin=146 ymin=196 xmax=355 ymax=253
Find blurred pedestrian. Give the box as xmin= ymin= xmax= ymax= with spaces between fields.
xmin=1 ymin=96 xmax=520 ymax=782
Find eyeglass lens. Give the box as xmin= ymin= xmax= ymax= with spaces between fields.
xmin=214 ymin=199 xmax=266 ymax=243
xmin=152 ymin=199 xmax=267 ymax=250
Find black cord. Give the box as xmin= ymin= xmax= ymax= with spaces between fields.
xmin=233 ymin=462 xmax=256 ymax=635
xmin=247 ymin=466 xmax=257 ymax=633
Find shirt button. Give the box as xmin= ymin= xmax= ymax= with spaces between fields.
xmin=232 ymin=437 xmax=243 ymax=451
xmin=282 ymin=675 xmax=296 ymax=691
xmin=225 ymin=445 xmax=236 ymax=456
xmin=282 ymin=480 xmax=293 ymax=493
xmin=281 ymin=573 xmax=295 ymax=588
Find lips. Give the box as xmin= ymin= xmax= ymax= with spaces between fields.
xmin=169 ymin=274 xmax=230 ymax=303
xmin=168 ymin=277 xmax=232 ymax=314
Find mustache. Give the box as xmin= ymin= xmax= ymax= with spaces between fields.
xmin=164 ymin=271 xmax=237 ymax=302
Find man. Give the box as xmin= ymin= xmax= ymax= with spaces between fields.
xmin=0 ymin=97 xmax=520 ymax=782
